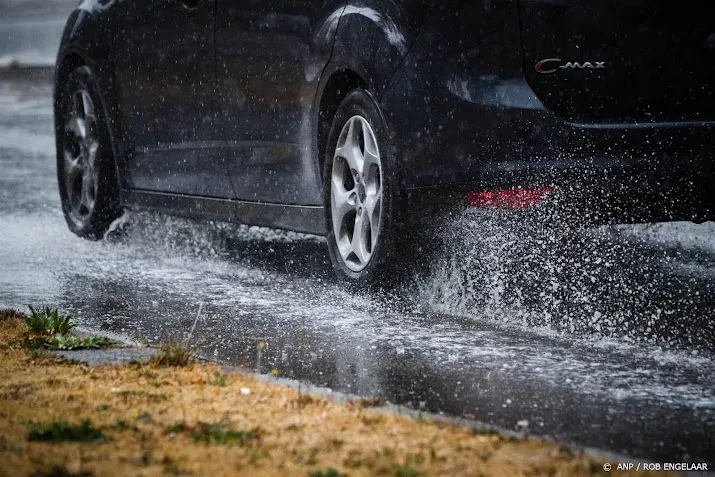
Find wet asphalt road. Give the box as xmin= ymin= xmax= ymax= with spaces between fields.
xmin=0 ymin=0 xmax=70 ymax=66
xmin=1 ymin=70 xmax=714 ymax=466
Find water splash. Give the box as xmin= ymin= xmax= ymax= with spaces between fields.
xmin=413 ymin=206 xmax=715 ymax=350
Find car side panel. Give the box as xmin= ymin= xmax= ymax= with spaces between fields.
xmin=216 ymin=0 xmax=346 ymax=206
xmin=114 ymin=0 xmax=235 ymax=198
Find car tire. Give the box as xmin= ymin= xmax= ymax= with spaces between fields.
xmin=323 ymin=89 xmax=407 ymax=286
xmin=57 ymin=66 xmax=121 ymax=240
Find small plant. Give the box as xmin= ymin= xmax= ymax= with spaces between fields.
xmin=308 ymin=468 xmax=347 ymax=477
xmin=148 ymin=343 xmax=195 ymax=368
xmin=28 ymin=419 xmax=106 ymax=443
xmin=208 ymin=370 xmax=227 ymax=387
xmin=26 ymin=305 xmax=73 ymax=336
xmin=166 ymin=422 xmax=188 ymax=434
xmin=167 ymin=422 xmax=260 ymax=446
xmin=21 ymin=305 xmax=114 ymax=350
xmin=50 ymin=334 xmax=114 ymax=350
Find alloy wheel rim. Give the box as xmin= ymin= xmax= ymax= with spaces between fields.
xmin=63 ymin=89 xmax=99 ymax=224
xmin=331 ymin=115 xmax=383 ymax=272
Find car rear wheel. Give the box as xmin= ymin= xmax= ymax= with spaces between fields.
xmin=57 ymin=66 xmax=121 ymax=240
xmin=323 ymin=89 xmax=405 ymax=286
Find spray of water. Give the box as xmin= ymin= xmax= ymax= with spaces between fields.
xmin=107 ymin=204 xmax=714 ymax=350
xmin=411 ymin=205 xmax=715 ymax=350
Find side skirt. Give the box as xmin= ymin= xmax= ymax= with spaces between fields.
xmin=124 ymin=190 xmax=326 ymax=235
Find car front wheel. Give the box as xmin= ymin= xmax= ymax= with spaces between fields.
xmin=57 ymin=66 xmax=121 ymax=240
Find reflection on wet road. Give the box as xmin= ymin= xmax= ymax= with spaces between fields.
xmin=1 ymin=71 xmax=714 ymax=465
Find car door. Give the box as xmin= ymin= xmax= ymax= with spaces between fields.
xmin=215 ymin=0 xmax=344 ymax=205
xmin=519 ymin=0 xmax=715 ymax=122
xmin=115 ymin=0 xmax=234 ymax=198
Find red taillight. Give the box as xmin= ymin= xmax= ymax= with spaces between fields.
xmin=467 ymin=188 xmax=553 ymax=209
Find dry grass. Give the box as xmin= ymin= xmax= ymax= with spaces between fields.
xmin=147 ymin=342 xmax=196 ymax=368
xmin=0 ymin=308 xmax=25 ymax=321
xmin=0 ymin=310 xmax=666 ymax=477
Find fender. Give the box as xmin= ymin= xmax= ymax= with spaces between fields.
xmin=328 ymin=1 xmax=429 ymax=99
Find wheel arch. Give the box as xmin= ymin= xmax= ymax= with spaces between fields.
xmin=54 ymin=6 xmax=127 ymax=204
xmin=315 ymin=67 xmax=368 ymax=182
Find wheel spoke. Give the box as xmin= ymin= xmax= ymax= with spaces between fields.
xmin=331 ymin=176 xmax=356 ymax=235
xmin=364 ymin=165 xmax=381 ymax=199
xmin=63 ymin=151 xmax=83 ymax=194
xmin=81 ymin=91 xmax=94 ymax=119
xmin=86 ymin=138 xmax=99 ymax=167
xmin=334 ymin=146 xmax=361 ymax=177
xmin=335 ymin=118 xmax=364 ymax=175
xmin=80 ymin=171 xmax=95 ymax=212
xmin=350 ymin=212 xmax=369 ymax=265
xmin=363 ymin=148 xmax=379 ymax=174
xmin=360 ymin=120 xmax=379 ymax=172
xmin=66 ymin=115 xmax=86 ymax=140
xmin=364 ymin=194 xmax=381 ymax=246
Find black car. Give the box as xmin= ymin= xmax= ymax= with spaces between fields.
xmin=54 ymin=0 xmax=715 ymax=284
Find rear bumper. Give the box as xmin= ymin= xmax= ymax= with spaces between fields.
xmin=381 ymin=1 xmax=714 ymax=224
xmin=384 ymin=63 xmax=715 ymax=224
xmin=405 ymin=156 xmax=714 ymax=225
xmin=385 ymin=71 xmax=715 ymax=187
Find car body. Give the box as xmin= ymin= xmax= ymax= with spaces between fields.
xmin=54 ymin=0 xmax=715 ymax=280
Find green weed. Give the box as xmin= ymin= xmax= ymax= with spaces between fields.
xmin=37 ymin=334 xmax=114 ymax=350
xmin=23 ymin=306 xmax=114 ymax=350
xmin=26 ymin=306 xmax=73 ymax=336
xmin=28 ymin=420 xmax=106 ymax=443
xmin=167 ymin=422 xmax=260 ymax=446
